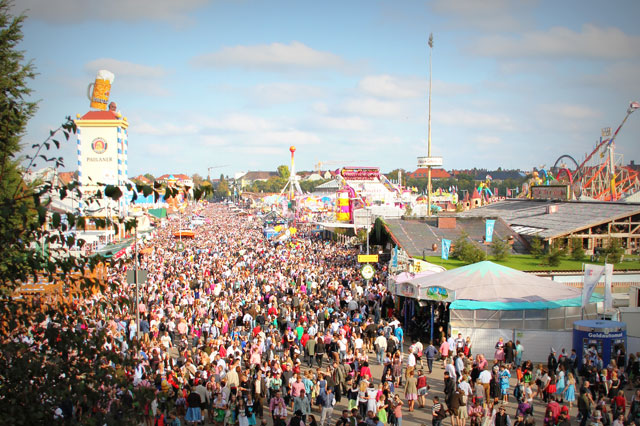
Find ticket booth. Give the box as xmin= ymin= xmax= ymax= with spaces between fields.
xmin=573 ymin=320 xmax=626 ymax=367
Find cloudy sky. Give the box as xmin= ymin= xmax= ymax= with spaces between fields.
xmin=15 ymin=0 xmax=640 ymax=178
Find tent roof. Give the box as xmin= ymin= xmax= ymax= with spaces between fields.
xmin=406 ymin=261 xmax=582 ymax=305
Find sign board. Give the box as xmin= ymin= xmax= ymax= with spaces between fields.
xmin=417 ymin=156 xmax=444 ymax=167
xmin=361 ymin=264 xmax=375 ymax=280
xmin=358 ymin=254 xmax=379 ymax=263
xmin=341 ymin=167 xmax=380 ymax=180
xmin=126 ymin=269 xmax=148 ymax=284
xmin=530 ymin=184 xmax=570 ymax=201
xmin=176 ymin=241 xmax=185 ymax=252
xmin=419 ymin=286 xmax=455 ymax=302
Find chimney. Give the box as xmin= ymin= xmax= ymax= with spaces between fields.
xmin=438 ymin=217 xmax=456 ymax=228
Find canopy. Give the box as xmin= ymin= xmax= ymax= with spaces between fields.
xmin=405 ymin=261 xmax=598 ymax=310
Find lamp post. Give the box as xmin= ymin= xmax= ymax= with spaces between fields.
xmin=427 ymin=33 xmax=433 ymax=217
xmin=133 ymin=214 xmax=140 ymax=339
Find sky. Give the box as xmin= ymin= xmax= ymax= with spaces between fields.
xmin=14 ymin=0 xmax=640 ymax=179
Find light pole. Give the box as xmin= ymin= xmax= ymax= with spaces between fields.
xmin=427 ymin=33 xmax=433 ymax=217
xmin=133 ymin=213 xmax=140 ymax=339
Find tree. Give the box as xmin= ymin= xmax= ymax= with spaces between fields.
xmin=529 ymin=236 xmax=543 ymax=258
xmin=143 ymin=173 xmax=155 ymax=182
xmin=277 ymin=165 xmax=290 ymax=179
xmin=604 ymin=238 xmax=624 ymax=264
xmin=191 ymin=172 xmax=204 ymax=186
xmin=215 ymin=174 xmax=230 ymax=198
xmin=570 ymin=237 xmax=586 ymax=261
xmin=0 ymin=5 xmax=213 ymax=422
xmin=452 ymin=232 xmax=486 ymax=264
xmin=490 ymin=237 xmax=510 ymax=261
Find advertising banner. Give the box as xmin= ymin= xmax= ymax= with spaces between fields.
xmin=485 ymin=219 xmax=496 ymax=243
xmin=582 ymin=264 xmax=605 ymax=307
xmin=441 ymin=239 xmax=451 ymax=260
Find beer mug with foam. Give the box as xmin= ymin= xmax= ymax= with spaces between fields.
xmin=87 ymin=70 xmax=115 ymax=111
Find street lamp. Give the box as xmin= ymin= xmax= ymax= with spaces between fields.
xmin=131 ymin=211 xmax=142 ymax=339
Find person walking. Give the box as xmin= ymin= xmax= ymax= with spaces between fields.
xmin=404 ymin=369 xmax=418 ymax=412
xmin=425 ymin=341 xmax=438 ymax=374
xmin=320 ymin=387 xmax=336 ymax=426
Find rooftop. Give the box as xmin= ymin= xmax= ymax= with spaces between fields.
xmin=458 ymin=199 xmax=640 ymax=239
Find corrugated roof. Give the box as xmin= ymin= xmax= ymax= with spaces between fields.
xmin=458 ymin=199 xmax=640 ymax=239
xmin=385 ymin=217 xmax=527 ymax=257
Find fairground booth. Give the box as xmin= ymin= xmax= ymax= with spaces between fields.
xmin=391 ymin=261 xmax=604 ymax=362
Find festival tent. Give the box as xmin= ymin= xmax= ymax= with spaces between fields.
xmin=403 ymin=261 xmax=603 ymax=361
xmin=405 ymin=261 xmax=597 ymax=310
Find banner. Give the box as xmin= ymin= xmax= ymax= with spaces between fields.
xmin=485 ymin=220 xmax=496 ymax=243
xmin=582 ymin=264 xmax=605 ymax=307
xmin=604 ymin=263 xmax=614 ymax=311
xmin=391 ymin=246 xmax=398 ymax=268
xmin=441 ymin=239 xmax=451 ymax=260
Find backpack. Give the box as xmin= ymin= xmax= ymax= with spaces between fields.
xmin=513 ymin=384 xmax=522 ymax=400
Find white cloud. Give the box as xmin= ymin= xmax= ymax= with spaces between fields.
xmin=84 ymin=58 xmax=170 ymax=97
xmin=470 ymin=24 xmax=640 ymax=60
xmin=204 ymin=114 xmax=276 ymax=133
xmin=359 ymin=75 xmax=424 ymax=99
xmin=251 ymin=82 xmax=326 ymax=105
xmin=308 ymin=115 xmax=370 ymax=131
xmin=85 ymin=59 xmax=167 ymax=79
xmin=192 ymin=41 xmax=348 ymax=72
xmin=474 ymin=135 xmax=502 ymax=145
xmin=342 ymin=97 xmax=409 ymax=118
xmin=358 ymin=74 xmax=472 ymax=99
xmin=432 ymin=0 xmax=533 ymax=32
xmin=436 ymin=108 xmax=516 ymax=132
xmin=135 ymin=122 xmax=199 ymax=136
xmin=14 ymin=0 xmax=208 ymax=25
xmin=539 ymin=104 xmax=601 ymax=120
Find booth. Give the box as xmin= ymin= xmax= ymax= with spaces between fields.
xmin=573 ymin=320 xmax=627 ymax=367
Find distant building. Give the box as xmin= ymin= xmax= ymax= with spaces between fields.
xmin=408 ymin=168 xmax=451 ymax=179
xmin=460 ymin=199 xmax=640 ymax=255
xmin=237 ymin=171 xmax=278 ymax=188
xmin=156 ymin=173 xmax=193 ymax=188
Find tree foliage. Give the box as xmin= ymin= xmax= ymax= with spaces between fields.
xmin=529 ymin=236 xmax=543 ymax=258
xmin=452 ymin=232 xmax=486 ymax=264
xmin=570 ymin=237 xmax=586 ymax=261
xmin=0 ymin=4 xmax=214 ymax=422
xmin=604 ymin=238 xmax=624 ymax=264
xmin=490 ymin=237 xmax=510 ymax=261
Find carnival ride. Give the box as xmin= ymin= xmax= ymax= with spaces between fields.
xmin=550 ymin=101 xmax=640 ymax=201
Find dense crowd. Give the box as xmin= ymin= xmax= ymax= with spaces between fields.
xmin=4 ymin=202 xmax=640 ymax=426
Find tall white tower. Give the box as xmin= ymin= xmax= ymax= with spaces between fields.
xmin=74 ymin=110 xmax=129 ymax=214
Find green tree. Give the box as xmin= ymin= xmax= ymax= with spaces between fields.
xmin=143 ymin=173 xmax=155 ymax=182
xmin=570 ymin=237 xmax=586 ymax=261
xmin=529 ymin=236 xmax=543 ymax=258
xmin=452 ymin=232 xmax=486 ymax=264
xmin=490 ymin=237 xmax=510 ymax=261
xmin=215 ymin=174 xmax=230 ymax=198
xmin=604 ymin=238 xmax=624 ymax=264
xmin=277 ymin=164 xmax=290 ymax=179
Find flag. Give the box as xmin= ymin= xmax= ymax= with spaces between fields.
xmin=582 ymin=264 xmax=605 ymax=307
xmin=604 ymin=263 xmax=614 ymax=310
xmin=485 ymin=219 xmax=496 ymax=243
xmin=391 ymin=246 xmax=398 ymax=268
xmin=428 ymin=33 xmax=434 ymax=48
xmin=441 ymin=239 xmax=451 ymax=260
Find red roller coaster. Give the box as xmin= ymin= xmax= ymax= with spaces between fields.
xmin=552 ymin=101 xmax=640 ymax=201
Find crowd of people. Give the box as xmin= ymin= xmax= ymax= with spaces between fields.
xmin=5 ymin=202 xmax=640 ymax=426
xmin=432 ymin=333 xmax=640 ymax=426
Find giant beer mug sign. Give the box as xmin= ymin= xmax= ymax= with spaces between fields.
xmin=87 ymin=70 xmax=115 ymax=110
